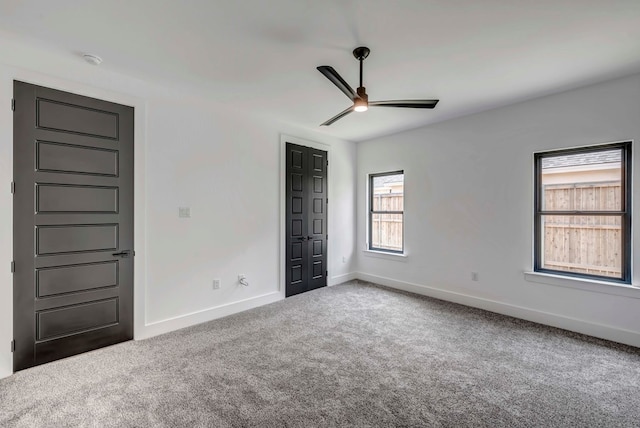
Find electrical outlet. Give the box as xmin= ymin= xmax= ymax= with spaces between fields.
xmin=213 ymin=279 xmax=221 ymax=290
xmin=471 ymin=272 xmax=479 ymax=282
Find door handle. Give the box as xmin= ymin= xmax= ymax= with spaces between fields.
xmin=296 ymin=237 xmax=307 ymax=241
xmin=112 ymin=250 xmax=133 ymax=258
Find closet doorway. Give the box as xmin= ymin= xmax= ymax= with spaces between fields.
xmin=285 ymin=142 xmax=327 ymax=297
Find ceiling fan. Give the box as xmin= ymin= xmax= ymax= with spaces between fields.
xmin=317 ymin=46 xmax=439 ymax=126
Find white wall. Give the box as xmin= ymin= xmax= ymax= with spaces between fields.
xmin=142 ymin=98 xmax=357 ymax=334
xmin=356 ymin=73 xmax=640 ymax=347
xmin=0 ymin=36 xmax=356 ymax=378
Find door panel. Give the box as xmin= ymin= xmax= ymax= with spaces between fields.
xmin=36 ymin=261 xmax=118 ymax=297
xmin=306 ymin=147 xmax=327 ymax=290
xmin=36 ymin=141 xmax=119 ymax=176
xmin=36 ymin=298 xmax=119 ymax=341
xmin=13 ymin=81 xmax=134 ymax=371
xmin=286 ymin=145 xmax=308 ymax=296
xmin=285 ymin=143 xmax=327 ymax=297
xmin=36 ymin=224 xmax=118 ymax=255
xmin=36 ymin=184 xmax=118 ymax=213
xmin=36 ymin=98 xmax=119 ymax=138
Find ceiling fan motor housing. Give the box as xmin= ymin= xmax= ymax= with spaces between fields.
xmin=356 ymin=86 xmax=368 ymax=102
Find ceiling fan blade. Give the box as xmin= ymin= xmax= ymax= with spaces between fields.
xmin=369 ymin=100 xmax=439 ymax=109
xmin=317 ymin=66 xmax=356 ymax=101
xmin=320 ymin=106 xmax=354 ymax=126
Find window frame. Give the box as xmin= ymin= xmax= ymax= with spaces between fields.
xmin=534 ymin=141 xmax=632 ymax=284
xmin=368 ymin=170 xmax=405 ymax=254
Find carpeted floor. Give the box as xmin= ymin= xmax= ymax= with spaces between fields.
xmin=1 ymin=281 xmax=639 ymax=427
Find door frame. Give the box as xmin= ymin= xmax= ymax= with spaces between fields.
xmin=2 ymin=73 xmax=147 ymax=376
xmin=279 ymin=134 xmax=331 ymax=299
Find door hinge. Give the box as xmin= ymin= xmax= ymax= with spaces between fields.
xmin=10 ymin=181 xmax=15 ymax=194
xmin=11 ymin=99 xmax=15 ymax=111
xmin=10 ymin=261 xmax=15 ymax=273
xmin=325 ymin=270 xmax=328 ymax=277
xmin=10 ymin=340 xmax=15 ymax=352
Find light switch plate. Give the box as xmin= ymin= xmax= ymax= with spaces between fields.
xmin=178 ymin=207 xmax=191 ymax=218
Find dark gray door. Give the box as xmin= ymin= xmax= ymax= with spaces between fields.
xmin=285 ymin=143 xmax=327 ymax=297
xmin=13 ymin=81 xmax=134 ymax=371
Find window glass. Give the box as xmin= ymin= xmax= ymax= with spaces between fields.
xmin=371 ymin=213 xmax=404 ymax=252
xmin=540 ymin=214 xmax=622 ymax=278
xmin=370 ymin=171 xmax=404 ymax=253
xmin=541 ymin=149 xmax=622 ymax=211
xmin=535 ymin=143 xmax=630 ymax=283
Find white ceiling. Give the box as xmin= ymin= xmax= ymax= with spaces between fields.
xmin=1 ymin=0 xmax=639 ymax=142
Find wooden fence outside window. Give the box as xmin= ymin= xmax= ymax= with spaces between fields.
xmin=371 ymin=193 xmax=403 ymax=251
xmin=542 ymin=182 xmax=621 ymax=277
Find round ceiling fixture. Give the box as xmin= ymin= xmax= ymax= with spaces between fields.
xmin=82 ymin=54 xmax=103 ymax=66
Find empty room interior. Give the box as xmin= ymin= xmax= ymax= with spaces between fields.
xmin=1 ymin=1 xmax=640 ymax=426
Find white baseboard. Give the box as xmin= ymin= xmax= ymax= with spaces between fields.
xmin=355 ymin=272 xmax=640 ymax=348
xmin=329 ymin=272 xmax=357 ymax=286
xmin=0 ymin=365 xmax=11 ymax=380
xmin=138 ymin=271 xmax=358 ymax=341
xmin=138 ymin=292 xmax=282 ymax=340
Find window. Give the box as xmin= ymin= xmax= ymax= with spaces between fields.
xmin=534 ymin=142 xmax=631 ymax=283
xmin=369 ymin=171 xmax=404 ymax=253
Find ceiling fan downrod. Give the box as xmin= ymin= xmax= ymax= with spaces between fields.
xmin=353 ymin=47 xmax=370 ymax=110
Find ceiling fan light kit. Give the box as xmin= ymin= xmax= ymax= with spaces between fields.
xmin=354 ymin=95 xmax=368 ymax=112
xmin=317 ymin=46 xmax=439 ymax=126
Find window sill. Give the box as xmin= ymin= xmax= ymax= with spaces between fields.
xmin=363 ymin=249 xmax=408 ymax=262
xmin=523 ymin=271 xmax=640 ymax=299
